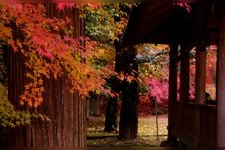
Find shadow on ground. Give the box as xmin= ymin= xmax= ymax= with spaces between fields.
xmin=87 ymin=115 xmax=168 ymax=147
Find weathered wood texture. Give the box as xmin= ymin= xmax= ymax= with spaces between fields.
xmin=6 ymin=4 xmax=86 ymax=147
xmin=171 ymin=103 xmax=216 ymax=147
xmin=192 ymin=3 xmax=209 ymax=146
xmin=169 ymin=3 xmax=217 ymax=147
xmin=199 ymin=105 xmax=217 ymax=147
xmin=194 ymin=48 xmax=206 ymax=146
xmin=217 ymin=3 xmax=225 ymax=147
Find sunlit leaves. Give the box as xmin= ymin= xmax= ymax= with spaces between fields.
xmin=85 ymin=3 xmax=134 ymax=43
xmin=138 ymin=44 xmax=169 ymax=106
xmin=57 ymin=3 xmax=76 ymax=10
xmin=0 ymin=3 xmax=114 ymax=109
xmin=138 ymin=44 xmax=169 ymax=79
xmin=0 ymin=23 xmax=12 ymax=45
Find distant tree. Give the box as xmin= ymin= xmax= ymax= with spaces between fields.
xmin=119 ymin=45 xmax=139 ymax=140
xmin=84 ymin=3 xmax=136 ymax=133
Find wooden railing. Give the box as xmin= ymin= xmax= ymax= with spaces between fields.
xmin=171 ymin=102 xmax=216 ymax=146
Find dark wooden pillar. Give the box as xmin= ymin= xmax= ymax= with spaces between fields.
xmin=194 ymin=44 xmax=206 ymax=146
xmin=177 ymin=43 xmax=190 ymax=146
xmin=179 ymin=7 xmax=191 ymax=105
xmin=119 ymin=46 xmax=139 ymax=140
xmin=194 ymin=3 xmax=209 ymax=105
xmin=193 ymin=2 xmax=209 ymax=146
xmin=178 ymin=11 xmax=191 ymax=145
xmin=167 ymin=42 xmax=178 ymax=145
xmin=217 ymin=3 xmax=225 ymax=147
xmin=180 ymin=46 xmax=190 ymax=104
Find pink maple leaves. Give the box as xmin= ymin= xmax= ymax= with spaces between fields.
xmin=175 ymin=3 xmax=192 ymax=13
xmin=57 ymin=3 xmax=75 ymax=11
xmin=56 ymin=3 xmax=99 ymax=11
xmin=147 ymin=77 xmax=168 ymax=105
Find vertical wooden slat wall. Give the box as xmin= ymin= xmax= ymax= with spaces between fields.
xmin=6 ymin=3 xmax=86 ymax=147
xmin=217 ymin=3 xmax=225 ymax=147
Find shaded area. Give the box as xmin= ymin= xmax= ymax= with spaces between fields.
xmin=87 ymin=115 xmax=168 ymax=147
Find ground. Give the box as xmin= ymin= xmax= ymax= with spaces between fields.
xmin=87 ymin=115 xmax=168 ymax=147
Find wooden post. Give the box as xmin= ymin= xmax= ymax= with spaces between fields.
xmin=179 ymin=6 xmax=191 ymax=105
xmin=167 ymin=42 xmax=178 ymax=145
xmin=194 ymin=5 xmax=208 ymax=105
xmin=194 ymin=44 xmax=206 ymax=146
xmin=155 ymin=98 xmax=159 ymax=140
xmin=179 ymin=43 xmax=190 ymax=144
xmin=193 ymin=2 xmax=210 ymax=146
xmin=179 ymin=12 xmax=191 ymax=144
xmin=180 ymin=46 xmax=190 ymax=104
xmin=217 ymin=3 xmax=225 ymax=147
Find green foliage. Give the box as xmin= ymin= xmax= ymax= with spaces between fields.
xmin=0 ymin=83 xmax=49 ymax=128
xmin=137 ymin=44 xmax=169 ymax=79
xmin=85 ymin=3 xmax=137 ymax=96
xmin=0 ymin=83 xmax=31 ymax=127
xmin=0 ymin=46 xmax=7 ymax=84
xmin=89 ymin=43 xmax=115 ymax=69
xmin=85 ymin=3 xmax=135 ymax=43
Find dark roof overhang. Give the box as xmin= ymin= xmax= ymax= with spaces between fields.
xmin=121 ymin=2 xmax=219 ymax=48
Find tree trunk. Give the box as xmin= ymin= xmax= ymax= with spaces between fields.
xmin=88 ymin=92 xmax=100 ymax=116
xmin=119 ymin=46 xmax=139 ymax=140
xmin=104 ymin=75 xmax=120 ymax=132
xmin=104 ymin=96 xmax=118 ymax=132
xmin=104 ymin=39 xmax=122 ymax=132
xmin=119 ymin=80 xmax=138 ymax=140
xmin=4 ymin=4 xmax=86 ymax=147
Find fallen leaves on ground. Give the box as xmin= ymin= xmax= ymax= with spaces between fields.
xmin=87 ymin=115 xmax=168 ymax=147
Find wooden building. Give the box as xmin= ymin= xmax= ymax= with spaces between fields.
xmin=120 ymin=2 xmax=225 ymax=147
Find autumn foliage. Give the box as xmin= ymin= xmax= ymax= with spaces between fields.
xmin=0 ymin=3 xmax=112 ymax=108
xmin=0 ymin=3 xmax=217 ymax=124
